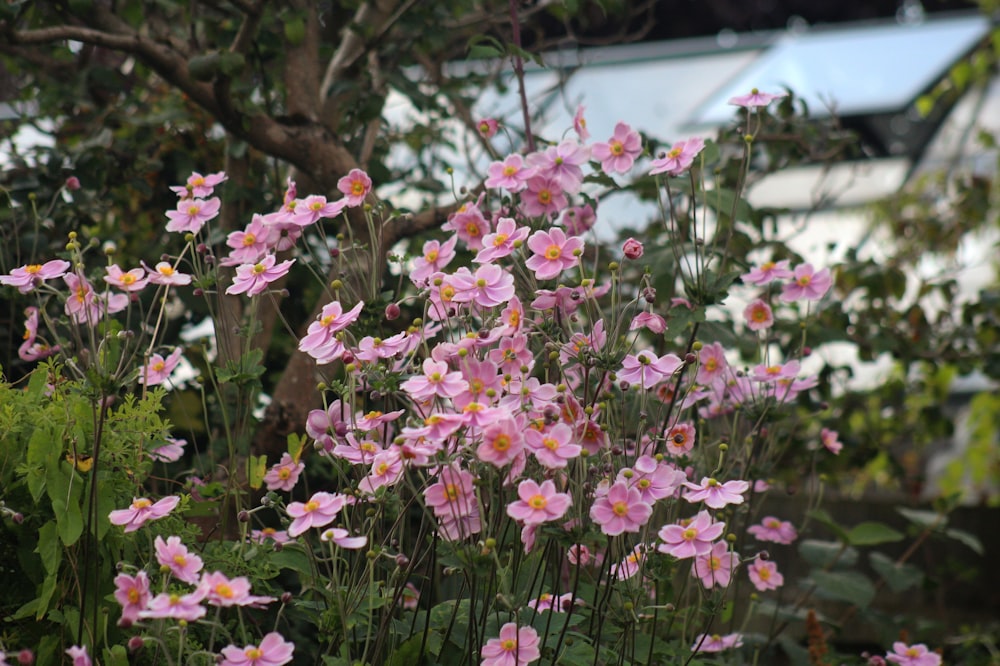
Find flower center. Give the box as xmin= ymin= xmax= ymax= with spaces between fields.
xmin=426 ymin=250 xmax=439 ymax=262
xmin=246 ymin=648 xmax=263 ymax=660
xmin=216 ymin=583 xmax=234 ymax=598
xmin=304 ymin=500 xmax=320 ymax=512
xmin=445 ymin=483 xmax=460 ymax=501
xmin=252 ymin=263 xmax=266 ymax=274
xmin=242 ymin=233 xmax=257 ymax=246
xmin=544 ymin=245 xmax=561 ymax=260
xmin=537 ymin=189 xmax=552 ymax=205
xmin=187 ymin=204 xmax=200 ymax=215
xmin=132 ymin=498 xmax=152 ymax=509
xmin=492 ymin=434 xmax=510 ymax=451
xmin=351 ymin=181 xmax=365 ymax=196
xmin=501 ymin=639 xmax=517 ymax=651
xmin=128 ymin=589 xmax=141 ymax=603
xmin=503 ymin=165 xmax=517 ymax=176
xmin=26 ymin=264 xmax=42 ymax=274
xmin=610 ymin=140 xmax=624 ymax=156
xmin=542 ymin=437 xmax=558 ymax=450
xmin=682 ymin=527 xmax=698 ymax=541
xmin=528 ymin=494 xmax=547 ymax=509
xmin=612 ymin=501 xmax=628 ymax=516
xmin=173 ymin=554 xmax=187 ymax=566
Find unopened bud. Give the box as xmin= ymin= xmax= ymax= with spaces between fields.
xmin=385 ymin=303 xmax=401 ymax=320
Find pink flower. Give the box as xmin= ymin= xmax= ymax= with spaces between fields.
xmin=665 ymin=422 xmax=696 ymax=457
xmin=291 ymin=195 xmax=347 ymax=227
xmin=113 ymin=571 xmax=150 ymax=625
xmin=476 ymin=417 xmax=525 ymax=467
xmin=337 ymin=168 xmax=372 ymax=207
xmin=19 ymin=306 xmax=59 ymax=361
xmin=649 ymin=137 xmax=705 ymax=177
xmin=621 ymin=455 xmax=686 ymax=504
xmin=155 ymin=535 xmax=204 ymax=583
xmin=149 ymin=437 xmax=186 ymax=462
xmin=358 ymin=450 xmax=404 ymax=494
xmin=485 ymin=155 xmax=536 ymax=192
xmin=622 ymin=237 xmax=644 ymax=259
xmin=286 ymin=491 xmax=348 ymax=537
xmin=250 ymin=527 xmax=292 ymax=545
xmin=592 ymin=122 xmax=642 ymax=175
xmin=617 ymin=350 xmax=683 ymax=389
xmin=560 ymin=203 xmax=596 ymax=234
xmin=741 ymin=259 xmax=793 ymax=286
xmin=451 ymin=263 xmax=515 ymax=308
xmin=445 ymin=203 xmax=491 ymax=251
xmin=821 ymin=428 xmax=843 ymax=455
xmin=657 ymin=510 xmax=725 ymax=559
xmin=743 ymin=298 xmax=774 ymax=331
xmin=223 ymin=214 xmax=273 ymax=265
xmin=525 ymin=228 xmax=583 ymax=280
xmin=199 ymin=571 xmax=273 ymax=607
xmin=220 ymin=632 xmax=294 ymax=666
xmin=146 ymin=261 xmax=193 ymax=286
xmin=410 ymin=236 xmax=458 ymax=285
xmin=481 ymin=623 xmax=540 ymax=666
xmin=104 ymin=265 xmax=149 ymax=292
xmin=1 ymin=259 xmax=71 ymax=293
xmin=886 ymin=642 xmax=942 ymax=666
xmin=525 ymin=422 xmax=582 ymax=469
xmin=171 ymin=171 xmax=227 ymax=198
xmin=298 ymin=300 xmax=364 ymax=363
xmin=140 ymin=588 xmax=207 ymax=621
xmin=781 ymin=263 xmax=832 ymax=302
xmin=476 ymin=217 xmax=529 ymax=263
xmin=612 ymin=544 xmax=646 ymax=580
xmin=527 ymin=140 xmax=589 ymax=193
xmin=320 ymin=527 xmax=368 ymax=550
xmin=747 ymin=558 xmax=784 ymax=591
xmin=109 ymin=495 xmax=180 ymax=532
xmin=521 ymin=176 xmax=568 ymax=218
xmin=263 ymin=452 xmax=305 ymax=492
xmin=401 ymin=358 xmax=467 ymax=401
xmin=477 ymin=118 xmax=499 ymax=139
xmin=751 ymin=359 xmax=800 ymax=383
xmin=590 ymin=481 xmax=653 ymax=536
xmin=692 ymin=541 xmax=739 ymax=588
xmin=139 ymin=347 xmax=183 ymax=386
xmin=696 ymin=341 xmax=729 ymax=385
xmin=66 ymin=646 xmax=91 ymax=666
xmin=65 ymin=175 xmax=82 ymax=190
xmin=226 ymin=255 xmax=295 ymax=297
xmin=62 ymin=273 xmax=102 ymax=325
xmin=506 ymin=479 xmax=572 ymax=525
xmin=629 ymin=311 xmax=665 ymax=334
xmin=165 ymin=196 xmax=221 ymax=233
xmin=573 ymin=104 xmax=589 ymax=140
xmin=682 ymin=477 xmax=749 ymax=509
xmin=691 ymin=633 xmax=743 ymax=653
xmin=424 ymin=463 xmax=478 ymax=524
xmin=728 ymin=88 xmax=787 ymax=110
xmin=747 ymin=516 xmax=798 ymax=544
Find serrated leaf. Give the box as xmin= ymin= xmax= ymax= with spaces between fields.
xmin=847 ymin=521 xmax=904 ymax=546
xmin=810 ymin=570 xmax=875 ymax=608
xmin=869 ymin=552 xmax=924 ymax=593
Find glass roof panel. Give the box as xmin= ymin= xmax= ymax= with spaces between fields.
xmin=689 ymin=14 xmax=991 ymax=125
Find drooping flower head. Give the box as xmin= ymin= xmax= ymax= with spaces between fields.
xmin=109 ymin=495 xmax=180 ymax=532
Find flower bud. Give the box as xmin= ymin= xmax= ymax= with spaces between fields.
xmin=65 ymin=176 xmax=81 ymax=191
xmin=127 ymin=637 xmax=144 ymax=653
xmin=385 ymin=303 xmax=401 ymax=320
xmin=622 ymin=237 xmax=644 ymax=260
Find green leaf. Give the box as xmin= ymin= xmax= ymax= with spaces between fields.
xmin=187 ymin=53 xmax=222 ymax=82
xmin=248 ymin=454 xmax=268 ymax=490
xmin=102 ymin=645 xmax=129 ymax=666
xmin=944 ymin=527 xmax=984 ymax=555
xmin=869 ymin=552 xmax=924 ymax=593
xmin=270 ymin=545 xmax=312 ymax=576
xmin=807 ymin=508 xmax=851 ymax=543
xmin=847 ymin=521 xmax=904 ymax=546
xmin=896 ymin=507 xmax=945 ymax=530
xmin=810 ymin=570 xmax=876 ymax=608
xmin=798 ymin=539 xmax=857 ymax=569
xmin=284 ymin=16 xmax=306 ymax=45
